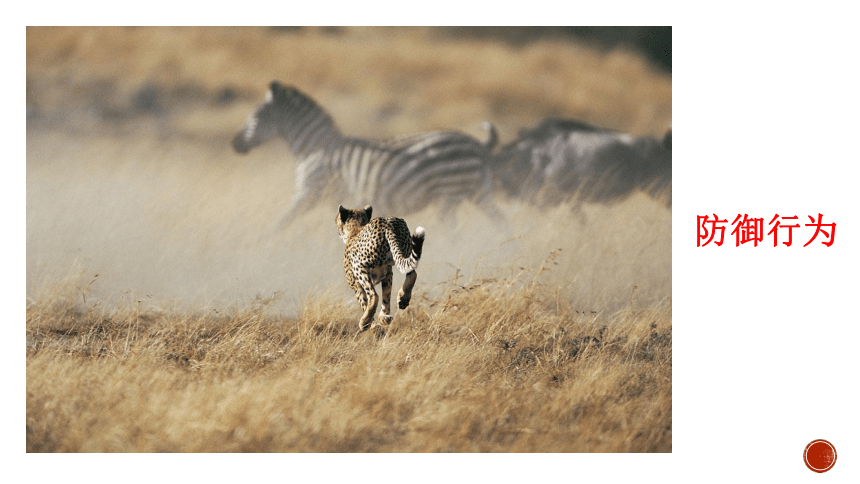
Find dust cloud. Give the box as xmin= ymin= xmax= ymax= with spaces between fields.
xmin=27 ymin=126 xmax=670 ymax=318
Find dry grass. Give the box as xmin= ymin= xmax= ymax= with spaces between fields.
xmin=26 ymin=262 xmax=670 ymax=453
xmin=27 ymin=27 xmax=671 ymax=452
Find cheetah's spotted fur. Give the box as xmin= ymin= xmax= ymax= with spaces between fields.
xmin=336 ymin=205 xmax=426 ymax=332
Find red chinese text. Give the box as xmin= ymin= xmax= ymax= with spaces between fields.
xmin=698 ymin=214 xmax=835 ymax=247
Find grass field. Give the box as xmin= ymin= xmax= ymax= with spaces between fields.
xmin=26 ymin=265 xmax=671 ymax=452
xmin=26 ymin=27 xmax=672 ymax=452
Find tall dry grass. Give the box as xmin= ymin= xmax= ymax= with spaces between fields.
xmin=27 ymin=259 xmax=670 ymax=452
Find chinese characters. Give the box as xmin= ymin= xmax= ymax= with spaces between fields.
xmin=697 ymin=214 xmax=835 ymax=247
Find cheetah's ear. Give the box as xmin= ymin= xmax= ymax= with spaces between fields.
xmin=338 ymin=205 xmax=350 ymax=223
xmin=363 ymin=205 xmax=372 ymax=220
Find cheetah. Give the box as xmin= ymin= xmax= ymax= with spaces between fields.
xmin=336 ymin=205 xmax=426 ymax=332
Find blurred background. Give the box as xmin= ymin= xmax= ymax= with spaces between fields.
xmin=26 ymin=27 xmax=672 ymax=316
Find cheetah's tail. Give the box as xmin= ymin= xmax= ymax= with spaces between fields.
xmin=411 ymin=226 xmax=426 ymax=261
xmin=391 ymin=224 xmax=425 ymax=275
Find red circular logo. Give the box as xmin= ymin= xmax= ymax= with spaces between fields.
xmin=804 ymin=439 xmax=837 ymax=473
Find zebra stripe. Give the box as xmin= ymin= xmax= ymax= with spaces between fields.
xmin=233 ymin=81 xmax=499 ymax=228
xmin=492 ymin=118 xmax=672 ymax=207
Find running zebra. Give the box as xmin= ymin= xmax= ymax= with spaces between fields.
xmin=492 ymin=118 xmax=672 ymax=207
xmin=232 ymin=81 xmax=499 ymax=229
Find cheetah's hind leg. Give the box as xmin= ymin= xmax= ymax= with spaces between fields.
xmin=397 ymin=270 xmax=418 ymax=310
xmin=377 ymin=265 xmax=395 ymax=326
xmin=355 ymin=268 xmax=379 ymax=332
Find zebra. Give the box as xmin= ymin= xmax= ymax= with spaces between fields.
xmin=492 ymin=118 xmax=672 ymax=207
xmin=232 ymin=81 xmax=500 ymax=229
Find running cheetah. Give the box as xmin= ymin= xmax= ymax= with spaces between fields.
xmin=336 ymin=205 xmax=426 ymax=332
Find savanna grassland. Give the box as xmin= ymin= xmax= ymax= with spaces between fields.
xmin=26 ymin=27 xmax=672 ymax=452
